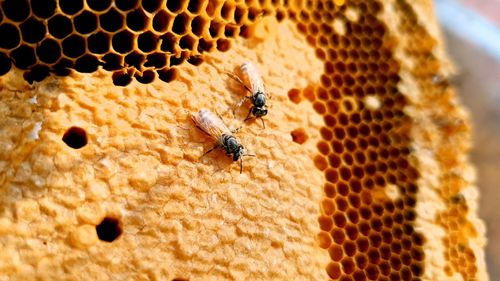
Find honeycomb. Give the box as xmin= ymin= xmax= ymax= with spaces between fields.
xmin=0 ymin=0 xmax=487 ymax=281
xmin=0 ymin=0 xmax=285 ymax=85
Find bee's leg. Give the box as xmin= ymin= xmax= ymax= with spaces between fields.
xmin=259 ymin=117 xmax=266 ymax=129
xmin=243 ymin=109 xmax=254 ymax=122
xmin=240 ymin=157 xmax=243 ymax=174
xmin=202 ymin=145 xmax=219 ymax=157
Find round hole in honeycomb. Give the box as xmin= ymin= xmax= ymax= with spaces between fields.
xmin=145 ymin=53 xmax=167 ymax=68
xmin=290 ymin=128 xmax=308 ymax=144
xmin=191 ymin=15 xmax=207 ymax=37
xmin=179 ymin=34 xmax=196 ymax=51
xmin=101 ymin=53 xmax=123 ymax=71
xmin=96 ymin=217 xmax=122 ymax=242
xmin=88 ymin=32 xmax=110 ymax=54
xmin=62 ymin=126 xmax=88 ymax=149
xmin=100 ymin=8 xmax=125 ymax=32
xmin=11 ymin=45 xmax=36 ymax=70
xmin=187 ymin=55 xmax=203 ymax=66
xmin=125 ymin=51 xmax=145 ymax=68
xmin=127 ymin=9 xmax=149 ymax=32
xmin=221 ymin=1 xmax=235 ymax=21
xmin=166 ymin=0 xmax=185 ymax=13
xmin=160 ymin=33 xmax=177 ymax=52
xmin=74 ymin=10 xmax=98 ymax=34
xmin=74 ymin=55 xmax=99 ymax=73
xmin=187 ymin=0 xmax=204 ymax=14
xmin=86 ymin=0 xmax=111 ymax=12
xmin=21 ymin=17 xmax=47 ymax=44
xmin=327 ymin=262 xmax=342 ymax=279
xmin=61 ymin=34 xmax=86 ymax=58
xmin=48 ymin=14 xmax=73 ymax=39
xmin=30 ymin=0 xmax=56 ymax=19
xmin=172 ymin=12 xmax=190 ymax=35
xmin=36 ymin=39 xmax=61 ymax=64
xmin=224 ymin=25 xmax=239 ymax=37
xmin=0 ymin=52 xmax=12 ymax=76
xmin=216 ymin=38 xmax=230 ymax=52
xmin=170 ymin=55 xmax=184 ymax=66
xmin=2 ymin=0 xmax=30 ymax=22
xmin=59 ymin=0 xmax=84 ymax=16
xmin=112 ymin=30 xmax=135 ymax=54
xmin=141 ymin=0 xmax=162 ymax=13
xmin=116 ymin=0 xmax=138 ymax=11
xmin=138 ymin=31 xmax=158 ymax=53
xmin=157 ymin=67 xmax=178 ymax=83
xmin=0 ymin=23 xmax=21 ymax=50
xmin=112 ymin=70 xmax=133 ymax=86
xmin=24 ymin=65 xmax=50 ymax=84
xmin=135 ymin=69 xmax=156 ymax=84
xmin=153 ymin=10 xmax=173 ymax=33
xmin=53 ymin=58 xmax=73 ymax=76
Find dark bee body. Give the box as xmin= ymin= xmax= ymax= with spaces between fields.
xmin=191 ymin=109 xmax=252 ymax=173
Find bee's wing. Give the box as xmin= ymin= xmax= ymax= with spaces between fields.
xmin=243 ymin=62 xmax=266 ymax=96
xmin=191 ymin=112 xmax=229 ymax=141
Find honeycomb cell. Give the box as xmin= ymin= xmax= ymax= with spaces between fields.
xmin=167 ymin=0 xmax=186 ymax=13
xmin=59 ymin=0 xmax=84 ymax=16
xmin=62 ymin=35 xmax=86 ymax=58
xmin=2 ymin=0 xmax=30 ymax=22
xmin=74 ymin=10 xmax=98 ymax=34
xmin=112 ymin=70 xmax=133 ymax=86
xmin=172 ymin=12 xmax=190 ymax=35
xmin=0 ymin=23 xmax=21 ymax=49
xmin=24 ymin=65 xmax=50 ymax=84
xmin=127 ymin=9 xmax=149 ymax=32
xmin=75 ymin=55 xmax=99 ymax=73
xmin=138 ymin=31 xmax=159 ymax=53
xmin=153 ymin=10 xmax=173 ymax=33
xmin=101 ymin=53 xmax=123 ymax=71
xmin=141 ymin=0 xmax=163 ymax=13
xmin=0 ymin=52 xmax=12 ymax=76
xmin=87 ymin=0 xmax=112 ymax=12
xmin=48 ymin=15 xmax=73 ymax=39
xmin=100 ymin=8 xmax=125 ymax=32
xmin=157 ymin=67 xmax=178 ymax=83
xmin=135 ymin=69 xmax=156 ymax=84
xmin=36 ymin=39 xmax=62 ymax=64
xmin=125 ymin=51 xmax=145 ymax=68
xmin=31 ymin=0 xmax=57 ymax=19
xmin=112 ymin=30 xmax=135 ymax=54
xmin=11 ymin=45 xmax=37 ymax=69
xmin=88 ymin=32 xmax=111 ymax=54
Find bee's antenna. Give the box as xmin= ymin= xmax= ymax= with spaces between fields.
xmin=260 ymin=118 xmax=266 ymax=129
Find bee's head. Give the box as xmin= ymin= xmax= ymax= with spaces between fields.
xmin=225 ymin=137 xmax=244 ymax=161
xmin=252 ymin=105 xmax=268 ymax=118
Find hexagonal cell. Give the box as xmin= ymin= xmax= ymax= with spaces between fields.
xmin=36 ymin=39 xmax=62 ymax=64
xmin=112 ymin=30 xmax=135 ymax=54
xmin=48 ymin=14 xmax=73 ymax=39
xmin=59 ymin=0 xmax=84 ymax=16
xmin=153 ymin=10 xmax=173 ymax=33
xmin=88 ymin=32 xmax=111 ymax=54
xmin=74 ymin=10 xmax=98 ymax=34
xmin=11 ymin=45 xmax=37 ymax=69
xmin=127 ymin=9 xmax=149 ymax=31
xmin=1 ymin=0 xmax=30 ymax=22
xmin=30 ymin=0 xmax=57 ymax=19
xmin=87 ymin=0 xmax=112 ymax=12
xmin=0 ymin=23 xmax=20 ymax=50
xmin=0 ymin=52 xmax=12 ymax=76
xmin=116 ymin=0 xmax=139 ymax=11
xmin=100 ymin=8 xmax=125 ymax=32
xmin=62 ymin=34 xmax=86 ymax=58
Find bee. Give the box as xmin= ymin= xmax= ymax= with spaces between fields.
xmin=191 ymin=109 xmax=254 ymax=173
xmin=227 ymin=62 xmax=269 ymax=128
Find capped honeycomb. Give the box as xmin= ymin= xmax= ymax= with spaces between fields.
xmin=0 ymin=0 xmax=488 ymax=281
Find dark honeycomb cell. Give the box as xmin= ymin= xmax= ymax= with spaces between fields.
xmin=141 ymin=0 xmax=162 ymax=13
xmin=20 ymin=17 xmax=47 ymax=44
xmin=187 ymin=55 xmax=203 ymax=66
xmin=62 ymin=35 xmax=86 ymax=58
xmin=53 ymin=58 xmax=73 ymax=76
xmin=74 ymin=10 xmax=98 ymax=34
xmin=11 ymin=45 xmax=37 ymax=69
xmin=187 ymin=0 xmax=204 ymax=14
xmin=157 ymin=67 xmax=178 ymax=83
xmin=112 ymin=30 xmax=135 ymax=54
xmin=100 ymin=8 xmax=125 ymax=32
xmin=127 ymin=9 xmax=149 ymax=31
xmin=125 ymin=51 xmax=145 ymax=68
xmin=87 ymin=0 xmax=112 ymax=12
xmin=88 ymin=32 xmax=111 ymax=54
xmin=172 ymin=12 xmax=190 ymax=35
xmin=116 ymin=0 xmax=139 ymax=11
xmin=216 ymin=38 xmax=231 ymax=52
xmin=138 ymin=31 xmax=158 ymax=53
xmin=144 ymin=53 xmax=167 ymax=68
xmin=31 ymin=0 xmax=57 ymax=19
xmin=101 ymin=53 xmax=123 ymax=71
xmin=96 ymin=217 xmax=122 ymax=242
xmin=160 ymin=33 xmax=177 ymax=53
xmin=191 ymin=15 xmax=207 ymax=36
xmin=134 ymin=69 xmax=155 ymax=84
xmin=24 ymin=65 xmax=50 ymax=84
xmin=2 ymin=0 xmax=30 ymax=22
xmin=179 ymin=34 xmax=196 ymax=50
xmin=0 ymin=23 xmax=21 ymax=50
xmin=153 ymin=10 xmax=173 ymax=32
xmin=36 ymin=39 xmax=62 ymax=64
xmin=0 ymin=52 xmax=12 ymax=76
xmin=59 ymin=0 xmax=84 ymax=16
xmin=112 ymin=70 xmax=133 ymax=86
xmin=48 ymin=15 xmax=73 ymax=39
xmin=75 ymin=55 xmax=99 ymax=73
xmin=166 ymin=0 xmax=184 ymax=13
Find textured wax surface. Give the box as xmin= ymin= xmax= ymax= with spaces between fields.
xmin=0 ymin=0 xmax=489 ymax=281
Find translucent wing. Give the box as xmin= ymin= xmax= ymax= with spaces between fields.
xmin=191 ymin=109 xmax=231 ymax=142
xmin=241 ymin=62 xmax=265 ymax=96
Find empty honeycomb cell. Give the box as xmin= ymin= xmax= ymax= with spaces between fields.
xmin=88 ymin=32 xmax=110 ymax=54
xmin=74 ymin=10 xmax=98 ymax=34
xmin=141 ymin=0 xmax=163 ymax=13
xmin=190 ymin=15 xmax=207 ymax=37
xmin=135 ymin=69 xmax=156 ymax=84
xmin=48 ymin=15 xmax=73 ymax=39
xmin=327 ymin=262 xmax=342 ymax=279
xmin=59 ymin=0 xmax=84 ymax=16
xmin=36 ymin=39 xmax=61 ymax=64
xmin=53 ymin=58 xmax=73 ymax=76
xmin=87 ymin=0 xmax=112 ymax=12
xmin=153 ymin=10 xmax=173 ymax=33
xmin=186 ymin=55 xmax=203 ymax=67
xmin=20 ymin=17 xmax=47 ymax=44
xmin=2 ymin=0 xmax=30 ymax=22
xmin=144 ymin=53 xmax=167 ymax=68
xmin=96 ymin=217 xmax=122 ymax=242
xmin=341 ymin=257 xmax=356 ymax=274
xmin=160 ymin=32 xmax=177 ymax=52
xmin=125 ymin=51 xmax=145 ymax=68
xmin=30 ymin=0 xmax=56 ymax=19
xmin=224 ymin=25 xmax=239 ymax=37
xmin=62 ymin=126 xmax=88 ymax=149
xmin=11 ymin=45 xmax=36 ymax=69
xmin=100 ymin=8 xmax=125 ymax=32
xmin=0 ymin=52 xmax=12 ymax=76
xmin=112 ymin=70 xmax=133 ymax=86
xmin=112 ymin=30 xmax=135 ymax=54
xmin=221 ymin=1 xmax=235 ymax=21
xmin=75 ymin=55 xmax=99 ymax=73
xmin=216 ymin=38 xmax=230 ymax=52
xmin=127 ymin=9 xmax=149 ymax=32
xmin=179 ymin=34 xmax=196 ymax=51
xmin=157 ymin=67 xmax=178 ymax=83
xmin=318 ymin=231 xmax=332 ymax=249
xmin=172 ymin=12 xmax=190 ymax=35
xmin=101 ymin=53 xmax=123 ymax=71
xmin=167 ymin=0 xmax=186 ymax=13
xmin=0 ymin=23 xmax=21 ymax=50
xmin=62 ymin=35 xmax=86 ymax=58
xmin=138 ymin=31 xmax=158 ymax=53
xmin=23 ymin=65 xmax=50 ymax=84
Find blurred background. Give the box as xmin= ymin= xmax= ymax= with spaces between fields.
xmin=435 ymin=0 xmax=500 ymax=279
